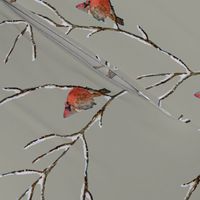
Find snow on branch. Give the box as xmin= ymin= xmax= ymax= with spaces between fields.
xmin=182 ymin=175 xmax=200 ymax=200
xmin=2 ymin=1 xmax=198 ymax=108
xmin=0 ymin=84 xmax=112 ymax=106
xmin=0 ymin=19 xmax=36 ymax=63
xmin=29 ymin=1 xmax=190 ymax=71
xmin=137 ymin=70 xmax=200 ymax=107
xmin=0 ymin=88 xmax=125 ymax=199
xmin=27 ymin=1 xmax=200 ymax=107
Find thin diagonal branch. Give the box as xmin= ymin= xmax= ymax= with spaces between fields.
xmin=145 ymin=74 xmax=175 ymax=90
xmin=0 ymin=169 xmax=42 ymax=200
xmin=181 ymin=175 xmax=200 ymax=200
xmin=32 ymin=142 xmax=74 ymax=164
xmin=158 ymin=74 xmax=190 ymax=106
xmin=0 ymin=20 xmax=36 ymax=63
xmin=80 ymin=134 xmax=93 ymax=200
xmin=4 ymin=24 xmax=28 ymax=63
xmin=137 ymin=70 xmax=200 ymax=106
xmin=0 ymin=88 xmax=126 ymax=199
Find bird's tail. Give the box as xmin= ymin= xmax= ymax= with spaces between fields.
xmin=92 ymin=88 xmax=111 ymax=97
xmin=115 ymin=16 xmax=124 ymax=26
xmin=110 ymin=14 xmax=124 ymax=26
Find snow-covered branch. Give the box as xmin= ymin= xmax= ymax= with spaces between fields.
xmin=2 ymin=1 xmax=198 ymax=108
xmin=30 ymin=1 xmax=192 ymax=73
xmin=0 ymin=84 xmax=111 ymax=106
xmin=0 ymin=88 xmax=125 ymax=199
xmin=182 ymin=175 xmax=200 ymax=200
xmin=137 ymin=69 xmax=200 ymax=107
xmin=26 ymin=0 xmax=200 ymax=107
xmin=0 ymin=19 xmax=36 ymax=63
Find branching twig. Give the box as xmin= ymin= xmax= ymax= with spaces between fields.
xmin=137 ymin=70 xmax=200 ymax=106
xmin=0 ymin=89 xmax=126 ymax=199
xmin=0 ymin=20 xmax=36 ymax=63
xmin=29 ymin=0 xmax=200 ymax=107
xmin=181 ymin=175 xmax=200 ymax=200
xmin=2 ymin=1 xmax=197 ymax=107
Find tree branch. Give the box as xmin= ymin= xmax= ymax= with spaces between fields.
xmin=182 ymin=175 xmax=200 ymax=200
xmin=0 ymin=20 xmax=36 ymax=63
xmin=0 ymin=84 xmax=112 ymax=106
xmin=0 ymin=89 xmax=126 ymax=199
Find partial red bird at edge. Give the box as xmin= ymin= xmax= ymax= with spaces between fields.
xmin=76 ymin=0 xmax=124 ymax=26
xmin=194 ymin=91 xmax=200 ymax=99
xmin=63 ymin=87 xmax=111 ymax=118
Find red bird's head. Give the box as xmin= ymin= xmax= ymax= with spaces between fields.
xmin=63 ymin=103 xmax=76 ymax=118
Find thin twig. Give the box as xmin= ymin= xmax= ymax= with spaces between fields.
xmin=0 ymin=89 xmax=126 ymax=199
xmin=0 ymin=20 xmax=36 ymax=63
xmin=137 ymin=71 xmax=200 ymax=106
xmin=29 ymin=0 xmax=200 ymax=106
xmin=182 ymin=175 xmax=200 ymax=200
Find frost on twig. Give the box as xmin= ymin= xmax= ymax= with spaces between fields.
xmin=135 ymin=26 xmax=200 ymax=107
xmin=0 ymin=20 xmax=36 ymax=63
xmin=29 ymin=1 xmax=200 ymax=108
xmin=181 ymin=175 xmax=200 ymax=200
xmin=0 ymin=86 xmax=126 ymax=199
xmin=2 ymin=1 xmax=197 ymax=109
xmin=137 ymin=69 xmax=200 ymax=107
xmin=0 ymin=83 xmax=112 ymax=106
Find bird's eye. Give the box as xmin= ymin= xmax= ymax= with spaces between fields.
xmin=65 ymin=103 xmax=71 ymax=111
xmin=83 ymin=2 xmax=88 ymax=8
xmin=83 ymin=3 xmax=86 ymax=8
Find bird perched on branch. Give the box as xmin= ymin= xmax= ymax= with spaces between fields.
xmin=63 ymin=87 xmax=110 ymax=118
xmin=76 ymin=0 xmax=124 ymax=26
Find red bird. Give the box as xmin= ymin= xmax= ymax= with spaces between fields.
xmin=76 ymin=0 xmax=124 ymax=26
xmin=194 ymin=91 xmax=200 ymax=99
xmin=63 ymin=87 xmax=110 ymax=118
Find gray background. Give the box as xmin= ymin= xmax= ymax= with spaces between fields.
xmin=0 ymin=0 xmax=200 ymax=199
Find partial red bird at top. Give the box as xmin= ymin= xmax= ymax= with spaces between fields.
xmin=76 ymin=0 xmax=124 ymax=26
xmin=63 ymin=87 xmax=110 ymax=118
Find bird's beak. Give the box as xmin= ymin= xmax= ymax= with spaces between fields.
xmin=63 ymin=108 xmax=71 ymax=118
xmin=63 ymin=104 xmax=77 ymax=118
xmin=63 ymin=103 xmax=73 ymax=118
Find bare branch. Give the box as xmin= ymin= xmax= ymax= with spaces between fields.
xmin=137 ymin=72 xmax=173 ymax=80
xmin=24 ymin=132 xmax=79 ymax=149
xmin=0 ymin=84 xmax=111 ymax=106
xmin=80 ymin=134 xmax=93 ymax=200
xmin=0 ymin=169 xmax=42 ymax=200
xmin=0 ymin=87 xmax=126 ymax=199
xmin=158 ymin=73 xmax=190 ymax=107
xmin=0 ymin=20 xmax=36 ymax=63
xmin=145 ymin=74 xmax=175 ymax=90
xmin=178 ymin=114 xmax=191 ymax=124
xmin=28 ymin=0 xmax=200 ymax=107
xmin=137 ymin=70 xmax=200 ymax=106
xmin=0 ymin=169 xmax=42 ymax=178
xmin=30 ymin=0 xmax=192 ymax=80
xmin=182 ymin=175 xmax=200 ymax=200
xmin=32 ymin=142 xmax=73 ymax=164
